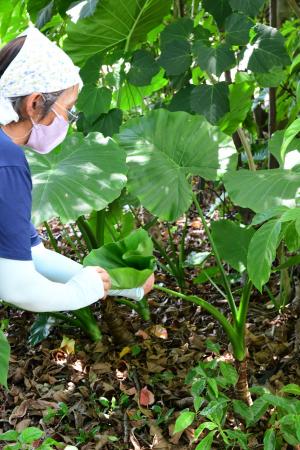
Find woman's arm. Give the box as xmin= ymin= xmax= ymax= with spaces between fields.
xmin=31 ymin=242 xmax=145 ymax=300
xmin=0 ymin=256 xmax=106 ymax=312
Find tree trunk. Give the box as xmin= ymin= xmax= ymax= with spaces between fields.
xmin=235 ymin=358 xmax=253 ymax=405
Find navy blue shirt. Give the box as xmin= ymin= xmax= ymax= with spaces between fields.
xmin=0 ymin=128 xmax=41 ymax=260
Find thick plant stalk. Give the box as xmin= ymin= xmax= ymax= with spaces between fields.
xmin=237 ymin=129 xmax=256 ymax=172
xmin=269 ymin=0 xmax=279 ymax=169
xmin=235 ymin=359 xmax=252 ymax=406
xmin=102 ymin=297 xmax=134 ymax=345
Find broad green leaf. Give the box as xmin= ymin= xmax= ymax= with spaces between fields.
xmin=77 ymin=109 xmax=123 ymax=137
xmin=195 ymin=430 xmax=216 ymax=450
xmin=248 ymin=397 xmax=270 ymax=426
xmin=219 ymin=79 xmax=254 ymax=134
xmin=282 ymin=222 xmax=300 ymax=252
xmin=229 ymin=0 xmax=266 ymax=16
xmin=280 ymin=208 xmax=300 ymax=223
xmin=128 ymin=50 xmax=159 ymax=86
xmin=193 ymin=42 xmax=235 ymax=77
xmin=219 ymin=362 xmax=238 ymax=385
xmin=19 ymin=427 xmax=44 ymax=444
xmin=174 ymin=410 xmax=195 ymax=434
xmin=77 ymin=85 xmax=112 ymax=121
xmin=160 ymin=17 xmax=194 ymax=46
xmin=281 ymin=384 xmax=300 ymax=396
xmin=225 ymin=13 xmax=252 ymax=45
xmin=202 ymin=0 xmax=232 ymax=28
xmin=194 ymin=396 xmax=205 ymax=412
xmin=28 ymin=132 xmax=127 ymax=225
xmin=224 ymin=169 xmax=300 ymax=212
xmin=279 ymin=414 xmax=300 ymax=445
xmin=194 ymin=422 xmax=218 ymax=439
xmin=159 ymin=39 xmax=192 ymax=76
xmin=79 ymin=54 xmax=103 ymax=85
xmin=255 ymin=66 xmax=286 ymax=88
xmin=64 ymin=0 xmax=172 ymax=65
xmin=248 ymin=25 xmax=290 ymax=73
xmin=252 ymin=206 xmax=289 ymax=225
xmin=3 ymin=444 xmax=21 ymax=450
xmin=0 ymin=430 xmax=18 ymax=441
xmin=211 ymin=220 xmax=255 ymax=272
xmin=247 ymin=220 xmax=282 ymax=291
xmin=27 ymin=314 xmax=56 ymax=346
xmin=232 ymin=400 xmax=250 ymax=421
xmin=263 ymin=429 xmax=276 ymax=450
xmin=269 ymin=130 xmax=300 ymax=169
xmin=168 ymin=85 xmax=194 ymax=113
xmin=117 ymin=109 xmax=237 ymax=220
xmin=207 ymin=378 xmax=219 ymax=398
xmin=191 ymin=82 xmax=230 ymax=125
xmin=118 ymin=69 xmax=168 ymax=110
xmin=0 ymin=329 xmax=10 ymax=388
xmin=83 ymin=229 xmax=155 ymax=289
xmin=280 ymin=118 xmax=300 ymax=163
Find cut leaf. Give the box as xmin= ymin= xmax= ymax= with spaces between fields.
xmin=83 ymin=229 xmax=155 ymax=289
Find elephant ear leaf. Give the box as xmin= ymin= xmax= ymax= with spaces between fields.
xmin=83 ymin=229 xmax=155 ymax=289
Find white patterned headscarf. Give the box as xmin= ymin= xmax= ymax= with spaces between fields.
xmin=0 ymin=26 xmax=82 ymax=125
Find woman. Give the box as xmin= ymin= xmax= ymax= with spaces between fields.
xmin=0 ymin=27 xmax=154 ymax=312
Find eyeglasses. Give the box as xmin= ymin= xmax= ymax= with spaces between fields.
xmin=52 ymin=102 xmax=79 ymax=124
xmin=41 ymin=94 xmax=79 ymax=124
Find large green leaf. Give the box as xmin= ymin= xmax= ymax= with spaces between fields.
xmin=211 ymin=220 xmax=255 ymax=272
xmin=219 ymin=78 xmax=254 ymax=134
xmin=128 ymin=50 xmax=160 ymax=86
xmin=247 ymin=220 xmax=282 ymax=291
xmin=83 ymin=229 xmax=155 ymax=289
xmin=193 ymin=42 xmax=235 ymax=77
xmin=224 ymin=13 xmax=252 ymax=45
xmin=229 ymin=0 xmax=266 ymax=16
xmin=191 ymin=82 xmax=230 ymax=125
xmin=76 ymin=85 xmax=112 ymax=122
xmin=248 ymin=24 xmax=290 ymax=73
xmin=0 ymin=329 xmax=10 ymax=388
xmin=77 ymin=109 xmax=123 ymax=137
xmin=117 ymin=109 xmax=237 ymax=221
xmin=202 ymin=0 xmax=232 ymax=28
xmin=27 ymin=132 xmax=127 ymax=225
xmin=118 ymin=69 xmax=168 ymax=111
xmin=224 ymin=169 xmax=300 ymax=212
xmin=64 ymin=0 xmax=172 ymax=65
xmin=159 ymin=39 xmax=192 ymax=76
xmin=160 ymin=17 xmax=194 ymax=46
xmin=268 ymin=130 xmax=300 ymax=169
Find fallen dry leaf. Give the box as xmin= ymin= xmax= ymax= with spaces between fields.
xmin=139 ymin=386 xmax=155 ymax=406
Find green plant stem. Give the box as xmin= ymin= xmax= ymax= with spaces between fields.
xmin=179 ymin=215 xmax=188 ymax=271
xmin=151 ymin=236 xmax=181 ymax=281
xmin=237 ymin=128 xmax=256 ymax=171
xmin=76 ymin=215 xmax=98 ymax=250
xmin=96 ymin=210 xmax=106 ymax=247
xmin=44 ymin=220 xmax=61 ymax=253
xmin=192 ymin=193 xmax=238 ymax=324
xmin=236 ymin=280 xmax=252 ymax=333
xmin=154 ymin=284 xmax=245 ymax=360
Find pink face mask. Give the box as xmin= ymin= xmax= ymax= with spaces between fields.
xmin=26 ymin=109 xmax=69 ymax=154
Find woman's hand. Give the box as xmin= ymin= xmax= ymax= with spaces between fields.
xmin=143 ymin=273 xmax=155 ymax=295
xmin=94 ymin=267 xmax=111 ymax=298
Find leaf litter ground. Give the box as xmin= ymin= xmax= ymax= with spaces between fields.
xmin=1 ymin=205 xmax=300 ymax=449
